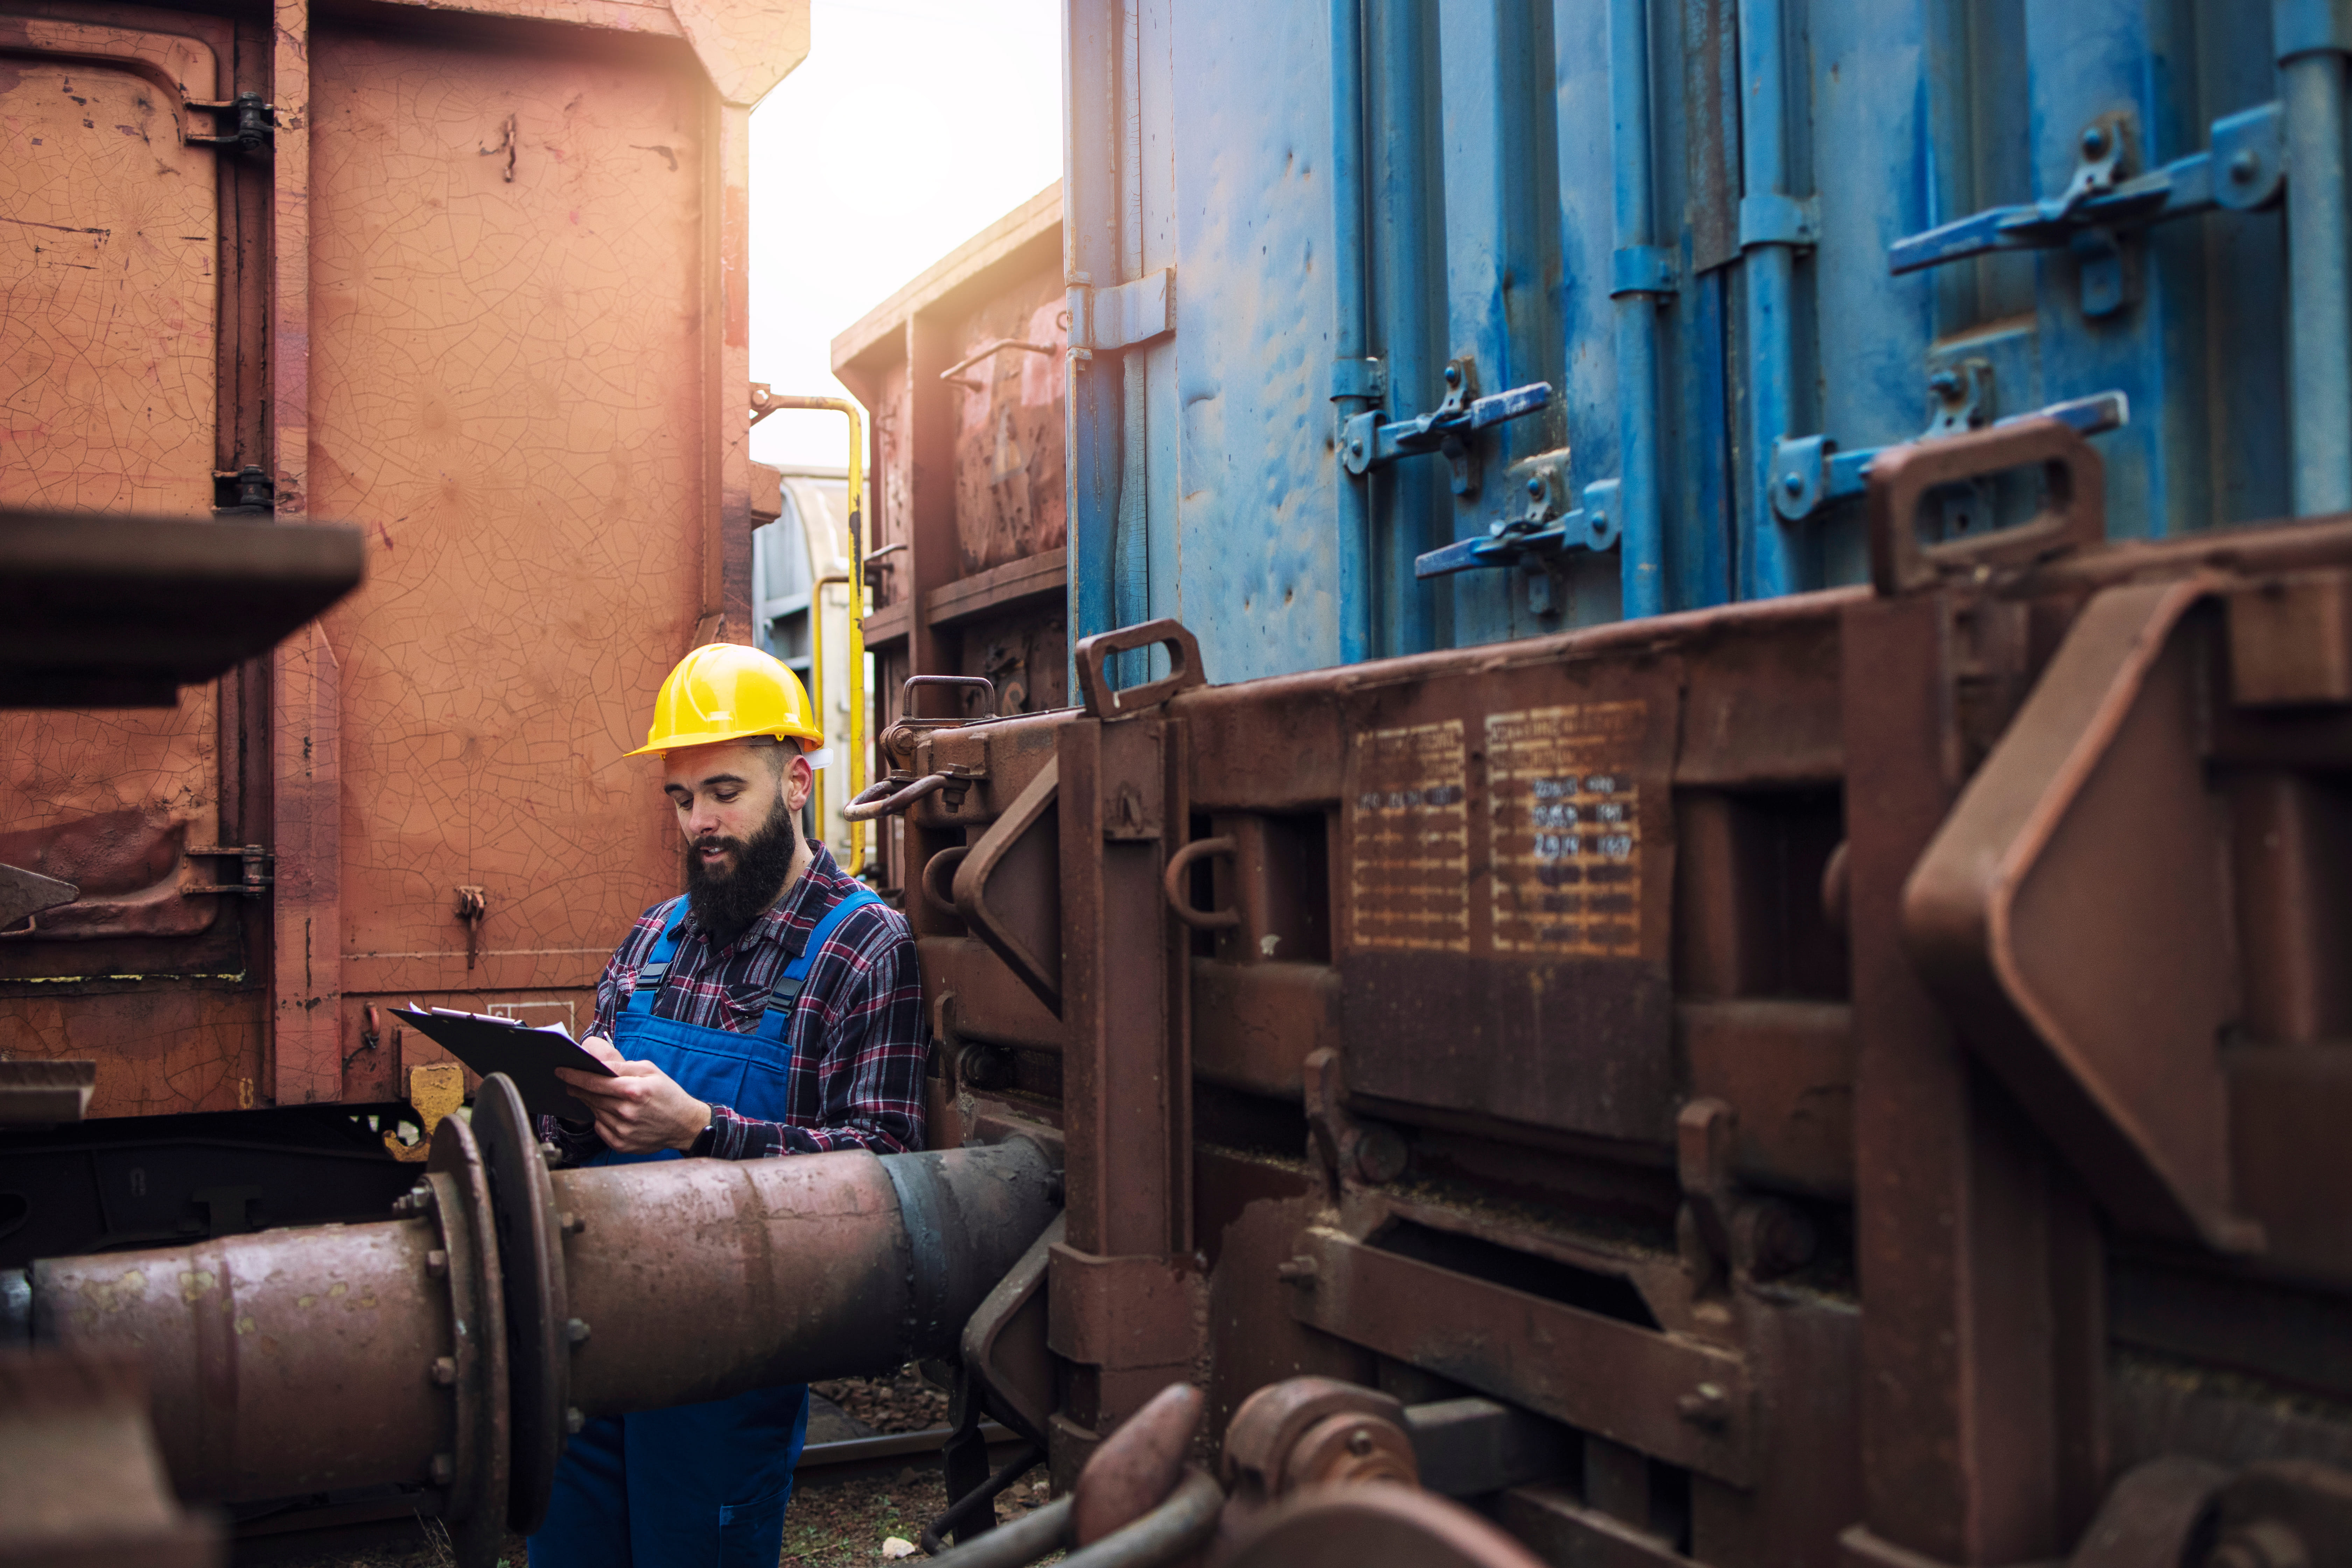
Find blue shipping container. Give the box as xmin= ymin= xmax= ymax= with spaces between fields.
xmin=1058 ymin=1 xmax=2343 ymax=685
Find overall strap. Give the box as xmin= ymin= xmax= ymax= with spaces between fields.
xmin=761 ymin=885 xmax=883 ymax=1020
xmin=623 ymin=896 xmax=692 ymax=1017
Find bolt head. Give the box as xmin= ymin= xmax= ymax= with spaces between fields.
xmin=430 ymin=1356 xmax=457 ymax=1386
xmin=1781 ymin=470 xmax=1805 ymax=497
xmin=2230 ymin=148 xmax=2260 ymax=183
xmin=1526 ymin=476 xmax=1545 ymax=498
xmin=1443 ymin=364 xmax=1462 ymax=387
xmin=429 ymin=1452 xmax=455 ymax=1486
xmin=425 ymin=1248 xmax=448 ymax=1278
xmin=1346 ymin=1428 xmax=1375 ymax=1457
xmin=1928 ymin=370 xmax=1962 ymax=399
xmin=2080 ymin=124 xmax=2109 ymax=158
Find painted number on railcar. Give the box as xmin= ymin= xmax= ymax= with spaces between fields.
xmin=1347 ymin=720 xmax=1470 ymax=952
xmin=1485 ymin=703 xmax=1646 ymax=957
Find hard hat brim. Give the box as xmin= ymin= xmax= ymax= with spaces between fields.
xmin=623 ymin=727 xmax=821 ymax=759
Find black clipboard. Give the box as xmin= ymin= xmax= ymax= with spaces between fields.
xmin=392 ymin=1005 xmax=617 ymax=1123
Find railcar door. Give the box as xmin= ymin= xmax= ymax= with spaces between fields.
xmin=0 ymin=11 xmax=267 ymax=1113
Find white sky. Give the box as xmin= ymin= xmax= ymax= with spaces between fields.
xmin=746 ymin=0 xmax=1064 ymax=472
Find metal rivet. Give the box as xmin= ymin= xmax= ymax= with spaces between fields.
xmin=429 ymin=1452 xmax=454 ymax=1485
xmin=565 ymin=1407 xmax=586 ymax=1435
xmin=1780 ymin=471 xmax=1805 ymax=497
xmin=1443 ymin=363 xmax=1461 ymax=387
xmin=425 ymin=1249 xmax=448 ymax=1278
xmin=2080 ymin=125 xmax=2108 ymax=159
xmin=567 ymin=1317 xmax=592 ymax=1346
xmin=1928 ymin=370 xmax=1962 ymax=400
xmin=1346 ymin=1428 xmax=1375 ymax=1457
xmin=1526 ymin=477 xmax=1545 ymax=498
xmin=2229 ymin=148 xmax=2261 ymax=184
xmin=1676 ymin=1381 xmax=1730 ymax=1428
xmin=430 ymin=1356 xmax=457 ymax=1386
xmin=560 ymin=1211 xmax=587 ymax=1236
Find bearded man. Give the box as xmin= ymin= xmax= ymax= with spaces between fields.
xmin=528 ymin=643 xmax=924 ymax=1568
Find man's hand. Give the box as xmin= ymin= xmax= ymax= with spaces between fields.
xmin=555 ymin=1036 xmax=711 ymax=1155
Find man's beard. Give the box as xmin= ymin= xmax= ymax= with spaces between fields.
xmin=684 ymin=792 xmax=803 ymax=947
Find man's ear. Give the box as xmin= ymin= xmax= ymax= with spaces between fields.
xmin=787 ymin=752 xmax=816 ymax=811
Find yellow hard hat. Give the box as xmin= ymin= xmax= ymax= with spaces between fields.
xmin=626 ymin=643 xmax=822 ymax=756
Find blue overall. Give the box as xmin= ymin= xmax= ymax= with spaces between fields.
xmin=529 ymin=884 xmax=883 ymax=1568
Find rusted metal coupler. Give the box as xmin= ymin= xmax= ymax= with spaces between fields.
xmin=6 ymin=1077 xmax=1059 ymax=1565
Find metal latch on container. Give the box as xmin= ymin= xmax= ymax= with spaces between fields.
xmin=1771 ymin=388 xmax=2129 ymax=523
xmin=1068 ymin=268 xmax=1175 ymax=359
xmin=1889 ymin=102 xmax=2282 ymax=317
xmin=186 ymin=845 xmax=273 ymax=897
xmin=186 ymin=92 xmax=275 ymax=156
xmin=1415 ymin=455 xmax=1619 ymax=579
xmin=1342 ymin=358 xmax=1552 ymax=497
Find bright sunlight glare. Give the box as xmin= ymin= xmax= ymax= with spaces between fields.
xmin=747 ymin=0 xmax=1064 ymax=472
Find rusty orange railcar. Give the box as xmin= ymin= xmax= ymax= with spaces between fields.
xmin=0 ymin=0 xmax=807 ymax=1258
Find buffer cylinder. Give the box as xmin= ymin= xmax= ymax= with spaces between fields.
xmin=30 ymin=1206 xmax=464 ymax=1502
xmin=557 ymin=1139 xmax=1060 ymax=1417
xmin=15 ymin=1126 xmax=1059 ymax=1516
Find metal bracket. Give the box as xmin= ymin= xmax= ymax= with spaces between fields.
xmin=1341 ymin=358 xmax=1553 ymax=496
xmin=1891 ymin=103 xmax=2284 ymax=319
xmin=1924 ymin=359 xmax=1995 ymax=439
xmin=1069 ymin=268 xmax=1176 ymax=359
xmin=1329 ymin=358 xmax=1387 ymax=401
xmin=185 ymin=92 xmax=275 ymax=156
xmin=1609 ymin=245 xmax=1680 ymax=297
xmin=1414 ymin=454 xmax=1619 ymax=580
xmin=185 ymin=844 xmax=273 ymax=897
xmin=1771 ymin=387 xmax=2128 ymax=523
xmin=1737 ymin=192 xmax=1819 ymax=251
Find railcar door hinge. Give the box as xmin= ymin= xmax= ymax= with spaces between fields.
xmin=185 ymin=92 xmax=276 ymax=156
xmin=1890 ymin=102 xmax=2282 ymax=317
xmin=213 ymin=465 xmax=274 ymax=514
xmin=186 ymin=845 xmax=273 ymax=897
xmin=1068 ymin=268 xmax=1175 ymax=359
xmin=1342 ymin=357 xmax=1553 ymax=497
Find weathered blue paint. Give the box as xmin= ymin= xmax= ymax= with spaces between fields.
xmin=1330 ymin=0 xmax=1374 ymax=664
xmin=1437 ymin=0 xmax=1566 ymax=647
xmin=1060 ymin=0 xmax=2326 ymax=685
xmin=1736 ymin=0 xmax=1808 ymax=599
xmin=1608 ymin=0 xmax=1668 ymax=618
xmin=2279 ymin=0 xmax=2352 ymax=514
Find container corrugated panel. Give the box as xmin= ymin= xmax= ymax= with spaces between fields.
xmin=1051 ymin=1 xmax=2324 ymax=686
xmin=0 ymin=0 xmax=808 ymax=1116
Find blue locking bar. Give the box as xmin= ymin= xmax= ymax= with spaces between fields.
xmin=1415 ymin=477 xmax=1623 ymax=580
xmin=1769 ymin=391 xmax=2131 ymax=522
xmin=1342 ymin=379 xmax=1553 ymax=474
xmin=1888 ymin=102 xmax=2284 ymax=277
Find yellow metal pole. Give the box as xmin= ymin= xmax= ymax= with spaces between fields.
xmin=750 ymin=389 xmax=870 ymax=876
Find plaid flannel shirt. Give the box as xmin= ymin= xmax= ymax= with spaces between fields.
xmin=543 ymin=842 xmax=927 ymax=1161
